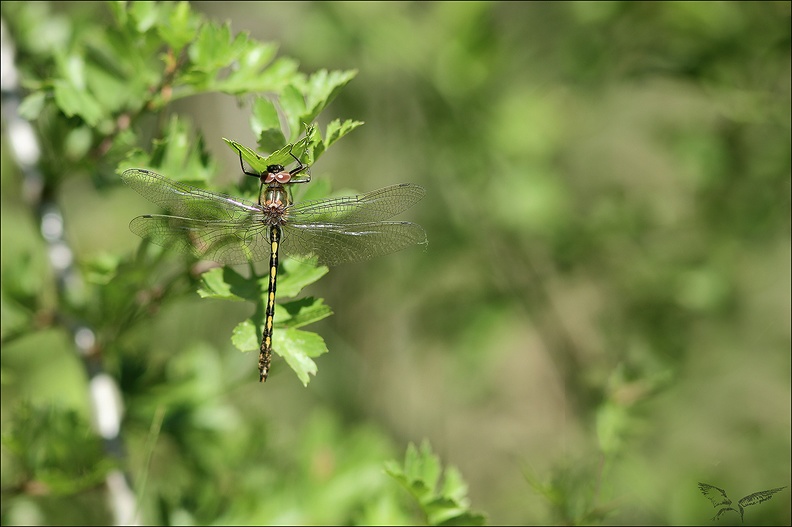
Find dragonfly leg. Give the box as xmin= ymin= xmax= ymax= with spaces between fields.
xmin=287 ymin=143 xmax=311 ymax=184
xmin=235 ymin=145 xmax=262 ymax=179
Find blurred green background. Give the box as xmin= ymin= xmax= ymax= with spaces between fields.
xmin=2 ymin=1 xmax=790 ymax=525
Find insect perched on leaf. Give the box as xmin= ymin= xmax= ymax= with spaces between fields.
xmin=122 ymin=137 xmax=426 ymax=382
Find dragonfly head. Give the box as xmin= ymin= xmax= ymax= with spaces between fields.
xmin=264 ymin=164 xmax=292 ymax=184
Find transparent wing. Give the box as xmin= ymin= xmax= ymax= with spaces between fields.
xmin=123 ymin=171 xmax=426 ymax=266
xmin=129 ymin=214 xmax=272 ymax=265
xmin=289 ymin=183 xmax=425 ymax=224
xmin=122 ymin=169 xmax=260 ymax=221
xmin=281 ymin=221 xmax=427 ymax=267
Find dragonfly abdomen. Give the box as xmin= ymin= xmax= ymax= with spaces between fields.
xmin=258 ymin=225 xmax=281 ymax=382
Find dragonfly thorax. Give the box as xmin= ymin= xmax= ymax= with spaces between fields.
xmin=261 ymin=184 xmax=291 ymax=225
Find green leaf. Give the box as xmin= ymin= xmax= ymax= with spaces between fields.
xmin=280 ymin=84 xmax=308 ymax=141
xmin=156 ymin=1 xmax=202 ymax=53
xmin=196 ymin=267 xmax=250 ymax=301
xmin=128 ymin=0 xmax=160 ymax=33
xmin=278 ymin=257 xmax=329 ymax=298
xmin=18 ymin=92 xmax=47 ymax=120
xmin=302 ymin=69 xmax=358 ymax=123
xmin=53 ymin=80 xmax=104 ymax=127
xmin=85 ymin=61 xmax=133 ymax=115
xmin=324 ymin=118 xmax=365 ymax=149
xmin=386 ymin=441 xmax=487 ymax=526
xmin=279 ymin=297 xmax=333 ymax=328
xmin=231 ymin=318 xmax=259 ymax=351
xmin=123 ymin=115 xmax=216 ymax=184
xmin=275 ymin=327 xmax=328 ymax=386
xmin=213 ymin=43 xmax=283 ymax=94
xmin=250 ymin=97 xmax=285 ymax=151
xmin=2 ymin=403 xmax=113 ymax=495
xmin=189 ymin=22 xmax=237 ymax=71
xmin=248 ymin=56 xmax=301 ymax=91
xmin=223 ymin=130 xmax=314 ymax=174
xmin=232 ymin=313 xmax=329 ymax=385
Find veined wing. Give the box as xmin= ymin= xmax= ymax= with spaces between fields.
xmin=281 ymin=220 xmax=427 ymax=267
xmin=122 ymin=169 xmax=261 ymax=221
xmin=129 ymin=214 xmax=272 ymax=265
xmin=289 ymin=183 xmax=425 ymax=225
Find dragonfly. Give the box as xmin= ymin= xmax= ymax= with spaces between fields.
xmin=121 ymin=144 xmax=426 ymax=382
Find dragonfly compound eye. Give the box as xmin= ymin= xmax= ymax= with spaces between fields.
xmin=274 ymin=171 xmax=291 ymax=184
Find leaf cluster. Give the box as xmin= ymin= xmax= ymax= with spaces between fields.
xmin=2 ymin=0 xmax=364 ymax=387
xmin=385 ymin=441 xmax=487 ymax=526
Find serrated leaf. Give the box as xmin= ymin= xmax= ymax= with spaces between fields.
xmin=324 ymin=118 xmax=364 ymax=149
xmin=439 ymin=466 xmax=468 ymax=503
xmin=280 ymin=84 xmax=308 ymax=140
xmin=275 ymin=327 xmax=328 ymax=386
xmin=425 ymin=497 xmax=469 ymax=525
xmin=257 ymin=129 xmax=288 ymax=154
xmin=189 ymin=22 xmax=236 ymax=71
xmin=213 ymin=43 xmax=282 ymax=94
xmin=250 ymin=97 xmax=284 ymax=150
xmin=53 ymin=80 xmax=104 ymax=126
xmin=223 ymin=139 xmax=269 ymax=173
xmin=146 ymin=116 xmax=217 ymax=184
xmin=279 ymin=297 xmax=333 ymax=328
xmin=156 ymin=1 xmax=201 ymax=53
xmin=302 ymin=69 xmax=357 ymax=122
xmin=412 ymin=441 xmax=442 ymax=494
xmin=214 ymin=55 xmax=300 ymax=95
xmin=387 ymin=441 xmax=486 ymax=526
xmin=223 ymin=131 xmax=313 ymax=174
xmin=85 ymin=61 xmax=133 ymax=114
xmin=196 ymin=267 xmax=250 ymax=301
xmin=278 ymin=258 xmax=328 ymax=298
xmin=231 ymin=319 xmax=259 ymax=352
xmin=128 ymin=1 xmax=160 ymax=32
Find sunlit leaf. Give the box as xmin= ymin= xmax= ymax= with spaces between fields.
xmin=275 ymin=327 xmax=328 ymax=386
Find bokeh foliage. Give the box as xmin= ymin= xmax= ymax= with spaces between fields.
xmin=2 ymin=1 xmax=790 ymax=525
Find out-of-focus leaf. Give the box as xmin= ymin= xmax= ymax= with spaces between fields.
xmin=156 ymin=1 xmax=202 ymax=53
xmin=129 ymin=115 xmax=217 ymax=185
xmin=213 ymin=43 xmax=282 ymax=94
xmin=302 ymin=69 xmax=357 ymax=123
xmin=250 ymin=97 xmax=285 ymax=152
xmin=128 ymin=0 xmax=160 ymax=32
xmin=188 ymin=22 xmax=241 ymax=71
xmin=18 ymin=92 xmax=46 ymax=120
xmin=2 ymin=403 xmax=113 ymax=495
xmin=52 ymin=80 xmax=104 ymax=127
xmin=386 ymin=441 xmax=487 ymax=526
xmin=313 ymin=118 xmax=364 ymax=160
xmin=196 ymin=267 xmax=250 ymax=301
xmin=280 ymin=84 xmax=308 ymax=141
